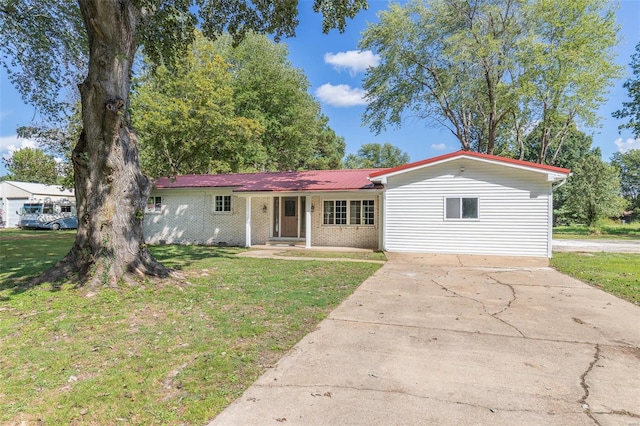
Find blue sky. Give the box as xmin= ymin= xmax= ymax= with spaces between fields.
xmin=0 ymin=0 xmax=639 ymax=175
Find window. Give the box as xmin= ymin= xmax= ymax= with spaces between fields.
xmin=445 ymin=197 xmax=478 ymax=219
xmin=147 ymin=196 xmax=162 ymax=213
xmin=335 ymin=200 xmax=347 ymax=224
xmin=324 ymin=200 xmax=375 ymax=225
xmin=215 ymin=195 xmax=231 ymax=212
xmin=284 ymin=199 xmax=296 ymax=216
xmin=363 ymin=200 xmax=375 ymax=225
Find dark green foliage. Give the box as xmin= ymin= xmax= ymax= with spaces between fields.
xmin=133 ymin=32 xmax=346 ymax=176
xmin=344 ymin=142 xmax=409 ymax=169
xmin=611 ymin=149 xmax=640 ymax=211
xmin=563 ymin=154 xmax=627 ymax=226
xmin=4 ymin=147 xmax=59 ymax=185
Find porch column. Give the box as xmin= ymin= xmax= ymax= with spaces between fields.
xmin=245 ymin=196 xmax=252 ymax=248
xmin=305 ymin=195 xmax=311 ymax=248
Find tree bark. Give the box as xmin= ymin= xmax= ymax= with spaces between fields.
xmin=32 ymin=0 xmax=169 ymax=289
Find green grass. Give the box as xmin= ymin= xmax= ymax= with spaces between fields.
xmin=551 ymin=252 xmax=640 ymax=305
xmin=0 ymin=230 xmax=381 ymax=425
xmin=272 ymin=249 xmax=387 ymax=261
xmin=554 ymin=222 xmax=640 ymax=239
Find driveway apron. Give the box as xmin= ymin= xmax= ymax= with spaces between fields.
xmin=211 ymin=253 xmax=640 ymax=425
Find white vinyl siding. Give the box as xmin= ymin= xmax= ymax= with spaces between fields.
xmin=382 ymin=159 xmax=551 ymax=257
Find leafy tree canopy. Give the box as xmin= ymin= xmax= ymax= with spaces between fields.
xmin=564 ymin=154 xmax=627 ymax=226
xmin=0 ymin=0 xmax=368 ymax=287
xmin=344 ymin=142 xmax=409 ymax=169
xmin=211 ymin=32 xmax=345 ymax=171
xmin=132 ymin=32 xmax=345 ymax=177
xmin=523 ymin=122 xmax=596 ymax=170
xmin=611 ymin=149 xmax=640 ymax=211
xmin=361 ymin=0 xmax=621 ymax=164
xmin=132 ymin=34 xmax=266 ymax=177
xmin=15 ymin=104 xmax=82 ymax=190
xmin=613 ymin=42 xmax=640 ymax=138
xmin=4 ymin=147 xmax=59 ymax=185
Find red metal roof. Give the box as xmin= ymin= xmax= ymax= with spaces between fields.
xmin=369 ymin=150 xmax=571 ymax=178
xmin=154 ymin=169 xmax=384 ymax=192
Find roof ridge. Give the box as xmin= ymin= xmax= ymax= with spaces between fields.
xmin=370 ymin=150 xmax=571 ymax=178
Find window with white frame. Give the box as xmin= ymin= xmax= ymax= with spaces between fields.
xmin=214 ymin=195 xmax=232 ymax=212
xmin=445 ymin=197 xmax=478 ymax=219
xmin=147 ymin=196 xmax=162 ymax=213
xmin=324 ymin=199 xmax=375 ymax=225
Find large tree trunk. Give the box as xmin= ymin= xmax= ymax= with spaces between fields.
xmin=33 ymin=0 xmax=169 ymax=289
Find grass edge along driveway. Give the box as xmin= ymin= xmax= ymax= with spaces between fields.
xmin=0 ymin=230 xmax=381 ymax=425
xmin=551 ymin=252 xmax=640 ymax=306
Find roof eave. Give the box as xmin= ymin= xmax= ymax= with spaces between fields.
xmin=369 ymin=152 xmax=570 ymax=180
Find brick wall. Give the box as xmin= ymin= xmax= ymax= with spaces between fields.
xmin=144 ymin=190 xmax=271 ymax=246
xmin=309 ymin=195 xmax=380 ymax=249
xmin=144 ymin=190 xmax=380 ymax=249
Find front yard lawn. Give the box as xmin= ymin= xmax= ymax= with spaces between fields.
xmin=0 ymin=230 xmax=381 ymax=424
xmin=551 ymin=252 xmax=640 ymax=305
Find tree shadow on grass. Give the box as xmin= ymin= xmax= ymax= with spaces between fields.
xmin=149 ymin=244 xmax=244 ymax=270
xmin=0 ymin=232 xmax=245 ymax=300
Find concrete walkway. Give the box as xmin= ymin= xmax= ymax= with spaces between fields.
xmin=210 ymin=253 xmax=640 ymax=425
xmin=237 ymin=248 xmax=386 ymax=264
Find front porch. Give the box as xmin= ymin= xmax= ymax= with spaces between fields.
xmin=265 ymin=237 xmax=306 ymax=247
xmin=242 ymin=193 xmax=381 ymax=251
xmin=243 ymin=194 xmax=313 ymax=249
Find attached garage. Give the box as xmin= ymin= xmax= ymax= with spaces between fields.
xmin=369 ymin=151 xmax=570 ymax=258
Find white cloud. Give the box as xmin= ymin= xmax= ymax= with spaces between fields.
xmin=324 ymin=50 xmax=380 ymax=76
xmin=315 ymin=84 xmax=368 ymax=107
xmin=0 ymin=134 xmax=37 ymax=161
xmin=614 ymin=137 xmax=640 ymax=153
xmin=431 ymin=143 xmax=447 ymax=151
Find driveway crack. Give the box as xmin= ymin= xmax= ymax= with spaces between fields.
xmin=486 ymin=275 xmax=517 ymax=316
xmin=579 ymin=344 xmax=602 ymax=426
xmin=258 ymin=382 xmax=542 ymax=414
xmin=592 ymin=409 xmax=640 ymax=418
xmin=431 ymin=278 xmax=525 ymax=338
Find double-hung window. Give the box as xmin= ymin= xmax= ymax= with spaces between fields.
xmin=324 ymin=200 xmax=375 ymax=225
xmin=214 ymin=195 xmax=231 ymax=213
xmin=147 ymin=196 xmax=162 ymax=213
xmin=445 ymin=197 xmax=478 ymax=219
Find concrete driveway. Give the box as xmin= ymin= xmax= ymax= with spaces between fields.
xmin=211 ymin=253 xmax=640 ymax=425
